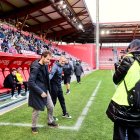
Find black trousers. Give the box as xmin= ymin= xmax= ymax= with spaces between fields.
xmin=11 ymin=83 xmax=21 ymax=96
xmin=50 ymin=83 xmax=67 ymax=115
xmin=113 ymin=122 xmax=140 ymax=140
xmin=76 ymin=75 xmax=81 ymax=83
xmin=23 ymin=82 xmax=28 ymax=92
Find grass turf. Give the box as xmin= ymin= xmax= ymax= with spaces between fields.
xmin=0 ymin=70 xmax=115 ymax=140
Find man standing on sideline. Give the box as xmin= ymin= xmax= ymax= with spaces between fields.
xmin=63 ymin=58 xmax=73 ymax=94
xmin=49 ymin=56 xmax=72 ymax=119
xmin=74 ymin=60 xmax=84 ymax=84
xmin=28 ymin=51 xmax=58 ymax=134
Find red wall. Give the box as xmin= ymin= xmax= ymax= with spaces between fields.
xmin=57 ymin=44 xmax=96 ymax=69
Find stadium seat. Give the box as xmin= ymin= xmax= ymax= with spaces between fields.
xmin=0 ymin=68 xmax=11 ymax=94
xmin=3 ymin=68 xmax=10 ymax=77
xmin=99 ymin=48 xmax=114 ymax=69
xmin=23 ymin=68 xmax=29 ymax=81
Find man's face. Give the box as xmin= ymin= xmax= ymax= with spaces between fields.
xmin=17 ymin=68 xmax=21 ymax=73
xmin=12 ymin=70 xmax=17 ymax=76
xmin=59 ymin=57 xmax=66 ymax=66
xmin=42 ymin=55 xmax=52 ymax=65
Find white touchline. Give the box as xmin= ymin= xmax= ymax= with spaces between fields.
xmin=74 ymin=81 xmax=101 ymax=130
xmin=0 ymin=81 xmax=102 ymax=131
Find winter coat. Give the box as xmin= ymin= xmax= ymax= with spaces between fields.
xmin=63 ymin=63 xmax=73 ymax=76
xmin=74 ymin=63 xmax=84 ymax=76
xmin=106 ymin=51 xmax=140 ymax=127
xmin=28 ymin=60 xmax=50 ymax=111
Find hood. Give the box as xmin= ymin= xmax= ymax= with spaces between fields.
xmin=76 ymin=62 xmax=80 ymax=66
xmin=126 ymin=39 xmax=140 ymax=52
xmin=131 ymin=51 xmax=140 ymax=63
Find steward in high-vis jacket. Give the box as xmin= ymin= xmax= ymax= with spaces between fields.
xmin=106 ymin=39 xmax=140 ymax=140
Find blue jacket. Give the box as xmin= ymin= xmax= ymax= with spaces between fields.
xmin=49 ymin=62 xmax=63 ymax=86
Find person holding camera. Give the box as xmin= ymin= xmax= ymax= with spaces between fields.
xmin=106 ymin=39 xmax=140 ymax=140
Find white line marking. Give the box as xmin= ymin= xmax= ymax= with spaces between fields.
xmin=0 ymin=81 xmax=101 ymax=131
xmin=74 ymin=81 xmax=101 ymax=130
xmin=0 ymin=122 xmax=43 ymax=127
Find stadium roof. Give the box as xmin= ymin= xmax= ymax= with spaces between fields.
xmin=0 ymin=0 xmax=94 ymax=43
xmin=0 ymin=0 xmax=140 ymax=43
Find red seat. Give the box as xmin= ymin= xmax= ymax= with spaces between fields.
xmin=0 ymin=68 xmax=11 ymax=94
xmin=23 ymin=68 xmax=29 ymax=81
xmin=0 ymin=88 xmax=11 ymax=94
xmin=3 ymin=68 xmax=10 ymax=78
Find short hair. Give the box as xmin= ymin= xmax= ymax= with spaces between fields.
xmin=41 ymin=50 xmax=52 ymax=58
xmin=11 ymin=68 xmax=17 ymax=72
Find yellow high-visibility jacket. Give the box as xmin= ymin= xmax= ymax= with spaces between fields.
xmin=16 ymin=72 xmax=23 ymax=83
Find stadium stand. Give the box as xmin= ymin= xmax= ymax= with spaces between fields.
xmin=99 ymin=48 xmax=114 ymax=69
xmin=0 ymin=68 xmax=11 ymax=95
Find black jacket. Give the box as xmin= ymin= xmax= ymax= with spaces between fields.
xmin=113 ymin=52 xmax=140 ymax=85
xmin=106 ymin=51 xmax=140 ymax=127
xmin=4 ymin=73 xmax=18 ymax=88
xmin=63 ymin=63 xmax=73 ymax=76
xmin=74 ymin=63 xmax=84 ymax=76
xmin=49 ymin=62 xmax=63 ymax=86
xmin=28 ymin=60 xmax=50 ymax=111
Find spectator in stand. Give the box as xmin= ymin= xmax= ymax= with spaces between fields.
xmin=0 ymin=38 xmax=3 ymax=51
xmin=36 ymin=46 xmax=42 ymax=55
xmin=49 ymin=56 xmax=72 ymax=119
xmin=16 ymin=67 xmax=28 ymax=95
xmin=15 ymin=45 xmax=22 ymax=54
xmin=63 ymin=58 xmax=73 ymax=94
xmin=4 ymin=69 xmax=23 ymax=99
xmin=74 ymin=60 xmax=84 ymax=84
xmin=9 ymin=45 xmax=18 ymax=54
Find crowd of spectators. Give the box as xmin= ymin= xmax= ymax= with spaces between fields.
xmin=0 ymin=23 xmax=66 ymax=57
xmin=0 ymin=22 xmax=90 ymax=72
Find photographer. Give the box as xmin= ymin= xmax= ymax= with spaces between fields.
xmin=106 ymin=39 xmax=140 ymax=140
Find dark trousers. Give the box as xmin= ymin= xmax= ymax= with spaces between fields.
xmin=113 ymin=122 xmax=140 ymax=140
xmin=50 ymin=83 xmax=67 ymax=115
xmin=11 ymin=83 xmax=21 ymax=96
xmin=23 ymin=82 xmax=28 ymax=92
xmin=76 ymin=75 xmax=81 ymax=83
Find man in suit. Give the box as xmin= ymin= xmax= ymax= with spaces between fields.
xmin=28 ymin=51 xmax=58 ymax=134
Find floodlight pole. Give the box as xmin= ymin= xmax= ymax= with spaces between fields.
xmin=96 ymin=0 xmax=100 ymax=69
